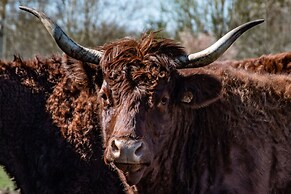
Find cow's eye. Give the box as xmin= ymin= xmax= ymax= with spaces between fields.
xmin=99 ymin=91 xmax=112 ymax=107
xmin=160 ymin=96 xmax=169 ymax=105
xmin=101 ymin=92 xmax=108 ymax=101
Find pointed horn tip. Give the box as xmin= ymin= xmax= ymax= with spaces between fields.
xmin=255 ymin=19 xmax=264 ymax=23
xmin=19 ymin=6 xmax=40 ymax=19
xmin=249 ymin=19 xmax=264 ymax=25
xmin=19 ymin=5 xmax=33 ymax=12
xmin=19 ymin=5 xmax=27 ymax=10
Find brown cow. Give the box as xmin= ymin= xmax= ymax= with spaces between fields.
xmin=0 ymin=12 xmax=126 ymax=194
xmin=99 ymin=35 xmax=291 ymax=193
xmin=11 ymin=6 xmax=291 ymax=194
xmin=0 ymin=53 xmax=125 ymax=194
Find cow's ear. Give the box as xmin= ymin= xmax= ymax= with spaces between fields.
xmin=62 ymin=55 xmax=104 ymax=90
xmin=177 ymin=74 xmax=222 ymax=109
xmin=62 ymin=55 xmax=89 ymax=89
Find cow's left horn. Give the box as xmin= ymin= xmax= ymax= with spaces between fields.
xmin=19 ymin=6 xmax=102 ymax=64
xmin=177 ymin=19 xmax=264 ymax=68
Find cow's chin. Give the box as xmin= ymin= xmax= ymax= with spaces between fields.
xmin=114 ymin=163 xmax=147 ymax=185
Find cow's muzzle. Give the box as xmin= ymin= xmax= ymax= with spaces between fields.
xmin=105 ymin=138 xmax=152 ymax=185
xmin=106 ymin=138 xmax=151 ymax=164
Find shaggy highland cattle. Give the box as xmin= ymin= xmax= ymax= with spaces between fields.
xmin=0 ymin=55 xmax=125 ymax=194
xmin=100 ymin=35 xmax=291 ymax=193
xmin=1 ymin=5 xmax=291 ymax=194
xmin=0 ymin=8 xmax=125 ymax=194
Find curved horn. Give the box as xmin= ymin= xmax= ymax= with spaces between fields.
xmin=177 ymin=19 xmax=264 ymax=68
xmin=19 ymin=6 xmax=102 ymax=64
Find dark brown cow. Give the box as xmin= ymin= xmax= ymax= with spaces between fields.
xmin=99 ymin=36 xmax=291 ymax=193
xmin=3 ymin=6 xmax=291 ymax=194
xmin=0 ymin=56 xmax=125 ymax=193
xmin=0 ymin=10 xmax=126 ymax=194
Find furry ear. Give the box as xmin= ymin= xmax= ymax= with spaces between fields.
xmin=62 ymin=55 xmax=90 ymax=89
xmin=177 ymin=73 xmax=222 ymax=109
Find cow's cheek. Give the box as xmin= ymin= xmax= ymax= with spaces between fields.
xmin=154 ymin=117 xmax=173 ymax=143
xmin=146 ymin=129 xmax=165 ymax=160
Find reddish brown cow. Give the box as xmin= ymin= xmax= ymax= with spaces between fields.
xmin=99 ymin=36 xmax=291 ymax=193
xmin=12 ymin=6 xmax=291 ymax=194
xmin=0 ymin=9 xmax=126 ymax=194
xmin=0 ymin=52 xmax=124 ymax=194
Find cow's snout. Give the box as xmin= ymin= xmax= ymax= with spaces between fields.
xmin=106 ymin=138 xmax=152 ymax=185
xmin=111 ymin=139 xmax=143 ymax=161
xmin=107 ymin=139 xmax=151 ymax=165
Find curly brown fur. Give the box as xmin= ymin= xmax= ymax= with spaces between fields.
xmin=2 ymin=31 xmax=291 ymax=194
xmin=100 ymin=33 xmax=185 ymax=107
xmin=97 ymin=33 xmax=291 ymax=193
xmin=0 ymin=56 xmax=124 ymax=194
xmin=218 ymin=52 xmax=291 ymax=74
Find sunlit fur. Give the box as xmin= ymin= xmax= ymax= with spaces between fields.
xmin=98 ymin=33 xmax=291 ymax=193
xmin=222 ymin=52 xmax=291 ymax=74
xmin=0 ymin=56 xmax=123 ymax=194
xmin=1 ymin=32 xmax=291 ymax=194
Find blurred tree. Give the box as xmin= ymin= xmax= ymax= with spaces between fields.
xmin=228 ymin=0 xmax=291 ymax=58
xmin=164 ymin=0 xmax=232 ymax=38
xmin=2 ymin=0 xmax=135 ymax=60
xmin=0 ymin=0 xmax=8 ymax=58
xmin=57 ymin=0 xmax=130 ymax=47
xmin=162 ymin=0 xmax=237 ymax=60
xmin=162 ymin=0 xmax=291 ymax=59
xmin=4 ymin=0 xmax=60 ymax=59
xmin=144 ymin=19 xmax=171 ymax=38
xmin=3 ymin=0 xmax=291 ymax=60
xmin=210 ymin=0 xmax=230 ymax=39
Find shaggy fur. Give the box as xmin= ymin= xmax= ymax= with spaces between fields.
xmin=98 ymin=33 xmax=291 ymax=193
xmin=223 ymin=52 xmax=291 ymax=74
xmin=0 ymin=56 xmax=124 ymax=194
xmin=1 ymin=32 xmax=291 ymax=194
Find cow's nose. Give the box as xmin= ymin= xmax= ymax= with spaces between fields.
xmin=109 ymin=139 xmax=146 ymax=163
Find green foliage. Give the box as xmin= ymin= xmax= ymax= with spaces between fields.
xmin=0 ymin=166 xmax=15 ymax=190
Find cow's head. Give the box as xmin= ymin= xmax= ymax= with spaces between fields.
xmin=20 ymin=6 xmax=263 ymax=186
xmin=97 ymin=35 xmax=226 ymax=184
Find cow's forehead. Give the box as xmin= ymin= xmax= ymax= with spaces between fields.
xmin=101 ymin=58 xmax=172 ymax=105
xmin=98 ymin=33 xmax=186 ymax=105
xmin=99 ymin=33 xmax=186 ymax=77
xmin=103 ymin=56 xmax=170 ymax=83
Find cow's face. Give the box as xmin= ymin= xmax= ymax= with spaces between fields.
xmin=97 ymin=36 xmax=222 ymax=185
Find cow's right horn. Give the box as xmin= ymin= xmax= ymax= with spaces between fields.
xmin=177 ymin=19 xmax=264 ymax=68
xmin=19 ymin=6 xmax=102 ymax=64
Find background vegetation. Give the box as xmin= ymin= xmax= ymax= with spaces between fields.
xmin=1 ymin=0 xmax=291 ymax=191
xmin=1 ymin=0 xmax=291 ymax=61
xmin=0 ymin=166 xmax=15 ymax=192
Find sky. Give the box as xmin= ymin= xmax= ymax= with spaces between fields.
xmin=7 ymin=0 xmax=167 ymax=32
xmin=97 ymin=0 xmax=170 ymax=32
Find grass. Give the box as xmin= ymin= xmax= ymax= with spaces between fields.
xmin=0 ymin=166 xmax=15 ymax=190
